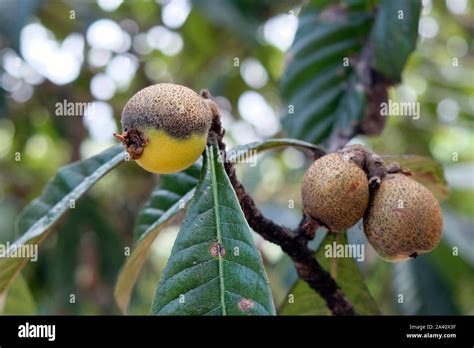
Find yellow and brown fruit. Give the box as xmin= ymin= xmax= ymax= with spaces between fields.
xmin=363 ymin=173 xmax=443 ymax=261
xmin=115 ymin=83 xmax=213 ymax=174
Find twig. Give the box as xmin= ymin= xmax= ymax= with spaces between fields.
xmin=207 ymin=107 xmax=356 ymax=316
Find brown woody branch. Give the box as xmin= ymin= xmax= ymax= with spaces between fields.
xmin=206 ymin=101 xmax=356 ymax=315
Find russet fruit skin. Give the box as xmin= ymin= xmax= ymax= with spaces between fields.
xmin=302 ymin=153 xmax=369 ymax=231
xmin=363 ymin=173 xmax=443 ymax=261
xmin=120 ymin=83 xmax=212 ymax=174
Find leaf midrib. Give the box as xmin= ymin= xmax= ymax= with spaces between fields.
xmin=209 ymin=146 xmax=227 ymax=315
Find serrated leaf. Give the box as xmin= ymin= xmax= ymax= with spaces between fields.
xmin=151 ymin=144 xmax=275 ymax=315
xmin=281 ymin=4 xmax=372 ymax=145
xmin=370 ymin=0 xmax=421 ymax=81
xmin=114 ymin=162 xmax=200 ymax=314
xmin=279 ymin=232 xmax=379 ymax=315
xmin=280 ymin=0 xmax=420 ymax=145
xmin=0 ymin=145 xmax=125 ymax=296
xmin=382 ymin=154 xmax=449 ymax=202
xmin=1 ymin=273 xmax=36 ymax=315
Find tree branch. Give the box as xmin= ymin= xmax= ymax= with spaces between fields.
xmin=207 ymin=107 xmax=356 ymax=316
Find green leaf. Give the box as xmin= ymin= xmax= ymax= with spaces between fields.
xmin=280 ymin=0 xmax=420 ymax=145
xmin=151 ymin=144 xmax=275 ymax=315
xmin=370 ymin=0 xmax=421 ymax=81
xmin=382 ymin=154 xmax=449 ymax=202
xmin=115 ymin=138 xmax=322 ymax=313
xmin=279 ymin=232 xmax=379 ymax=315
xmin=227 ymin=138 xmax=326 ymax=162
xmin=133 ymin=162 xmax=202 ymax=242
xmin=114 ymin=162 xmax=200 ymax=314
xmin=280 ymin=3 xmax=373 ymax=145
xmin=0 ymin=145 xmax=125 ymax=296
xmin=1 ymin=273 xmax=36 ymax=315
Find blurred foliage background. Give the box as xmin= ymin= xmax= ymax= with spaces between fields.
xmin=0 ymin=0 xmax=472 ymax=315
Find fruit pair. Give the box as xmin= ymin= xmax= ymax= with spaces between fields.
xmin=301 ymin=147 xmax=443 ymax=261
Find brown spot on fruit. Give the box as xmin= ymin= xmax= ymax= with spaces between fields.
xmin=346 ymin=182 xmax=358 ymax=196
xmin=363 ymin=173 xmax=443 ymax=261
xmin=301 ymin=153 xmax=369 ymax=231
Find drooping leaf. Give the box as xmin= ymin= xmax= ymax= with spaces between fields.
xmin=370 ymin=0 xmax=421 ymax=81
xmin=0 ymin=145 xmax=125 ymax=296
xmin=382 ymin=154 xmax=449 ymax=202
xmin=115 ymin=138 xmax=323 ymax=313
xmin=279 ymin=232 xmax=379 ymax=315
xmin=227 ymin=138 xmax=326 ymax=163
xmin=114 ymin=162 xmax=201 ymax=314
xmin=280 ymin=0 xmax=420 ymax=146
xmin=1 ymin=273 xmax=36 ymax=315
xmin=151 ymin=144 xmax=275 ymax=315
